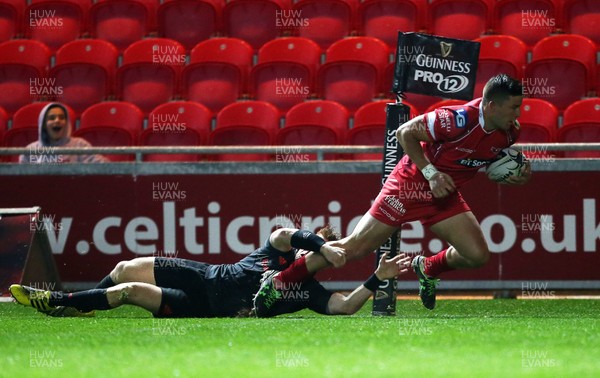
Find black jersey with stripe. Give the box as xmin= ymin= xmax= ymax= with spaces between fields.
xmin=204 ymin=240 xmax=296 ymax=317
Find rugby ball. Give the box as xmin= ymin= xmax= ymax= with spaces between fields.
xmin=486 ymin=147 xmax=526 ymax=183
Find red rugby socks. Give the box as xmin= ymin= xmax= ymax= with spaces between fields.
xmin=423 ymin=249 xmax=454 ymax=278
xmin=273 ymin=255 xmax=310 ymax=289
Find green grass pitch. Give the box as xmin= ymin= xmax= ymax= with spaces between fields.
xmin=1 ymin=299 xmax=599 ymax=378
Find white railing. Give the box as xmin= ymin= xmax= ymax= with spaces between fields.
xmin=1 ymin=143 xmax=600 ymax=162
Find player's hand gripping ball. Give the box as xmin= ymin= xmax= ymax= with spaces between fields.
xmin=486 ymin=147 xmax=527 ymax=183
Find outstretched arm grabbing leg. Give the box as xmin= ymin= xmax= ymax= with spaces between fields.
xmin=327 ymin=253 xmax=411 ymax=315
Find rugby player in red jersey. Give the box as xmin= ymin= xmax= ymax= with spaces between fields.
xmin=255 ymin=74 xmax=532 ymax=313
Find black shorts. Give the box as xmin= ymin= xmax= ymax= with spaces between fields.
xmin=263 ymin=278 xmax=333 ymax=317
xmin=303 ymin=279 xmax=334 ymax=315
xmin=153 ymin=258 xmax=214 ymax=318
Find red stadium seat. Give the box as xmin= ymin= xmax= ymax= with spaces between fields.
xmin=222 ymin=0 xmax=290 ymax=50
xmin=562 ymin=0 xmax=600 ymax=47
xmin=141 ymin=101 xmax=212 ymax=161
xmin=4 ymin=104 xmax=47 ymax=161
xmin=348 ymin=100 xmax=417 ymax=160
xmin=117 ymin=38 xmax=185 ymax=115
xmin=524 ymin=34 xmax=596 ymax=111
xmin=157 ymin=0 xmax=222 ymax=51
xmin=474 ymin=35 xmax=527 ymax=98
xmin=277 ymin=100 xmax=349 ymax=160
xmin=0 ymin=105 xmax=7 ymax=141
xmin=249 ymin=37 xmax=321 ymax=115
xmin=0 ymin=0 xmax=25 ymax=42
xmin=284 ymin=100 xmax=349 ymax=137
xmin=518 ymin=98 xmax=558 ymax=142
xmin=89 ymin=0 xmax=157 ymax=52
xmin=25 ymin=0 xmax=90 ymax=53
xmin=357 ymin=0 xmax=426 ymax=49
xmin=562 ymin=98 xmax=600 ymax=128
xmin=50 ymin=39 xmax=119 ymax=117
xmin=0 ymin=40 xmax=51 ymax=116
xmin=518 ymin=98 xmax=558 ymax=159
xmin=11 ymin=102 xmax=52 ymax=129
xmin=0 ymin=40 xmax=50 ymax=74
xmin=429 ymin=0 xmax=493 ymax=40
xmin=4 ymin=102 xmax=75 ymax=161
xmin=402 ymin=95 xmax=444 ymax=115
xmin=292 ymin=0 xmax=358 ymax=50
xmin=425 ymin=99 xmax=467 ymax=114
xmin=75 ymin=101 xmax=144 ymax=161
xmin=558 ymin=98 xmax=600 ymax=157
xmin=318 ymin=37 xmax=389 ymax=114
xmin=211 ymin=101 xmax=280 ymax=161
xmin=182 ymin=38 xmax=254 ymax=115
xmin=494 ymin=0 xmax=560 ymax=49
xmin=255 ymin=37 xmax=321 ymax=79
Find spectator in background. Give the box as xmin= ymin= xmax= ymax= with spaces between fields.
xmin=19 ymin=102 xmax=107 ymax=163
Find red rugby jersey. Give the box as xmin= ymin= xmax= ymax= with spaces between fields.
xmin=396 ymin=98 xmax=520 ymax=188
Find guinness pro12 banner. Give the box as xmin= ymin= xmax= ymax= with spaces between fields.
xmin=392 ymin=32 xmax=480 ymax=100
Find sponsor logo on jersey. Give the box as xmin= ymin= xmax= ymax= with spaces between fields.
xmin=453 ymin=108 xmax=468 ymax=128
xmin=279 ymin=256 xmax=288 ymax=266
xmin=457 ymin=158 xmax=493 ymax=168
xmin=438 ymin=109 xmax=452 ymax=133
xmin=455 ymin=147 xmax=475 ymax=153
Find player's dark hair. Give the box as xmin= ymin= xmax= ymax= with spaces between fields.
xmin=316 ymin=224 xmax=340 ymax=242
xmin=482 ymin=74 xmax=523 ymax=105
